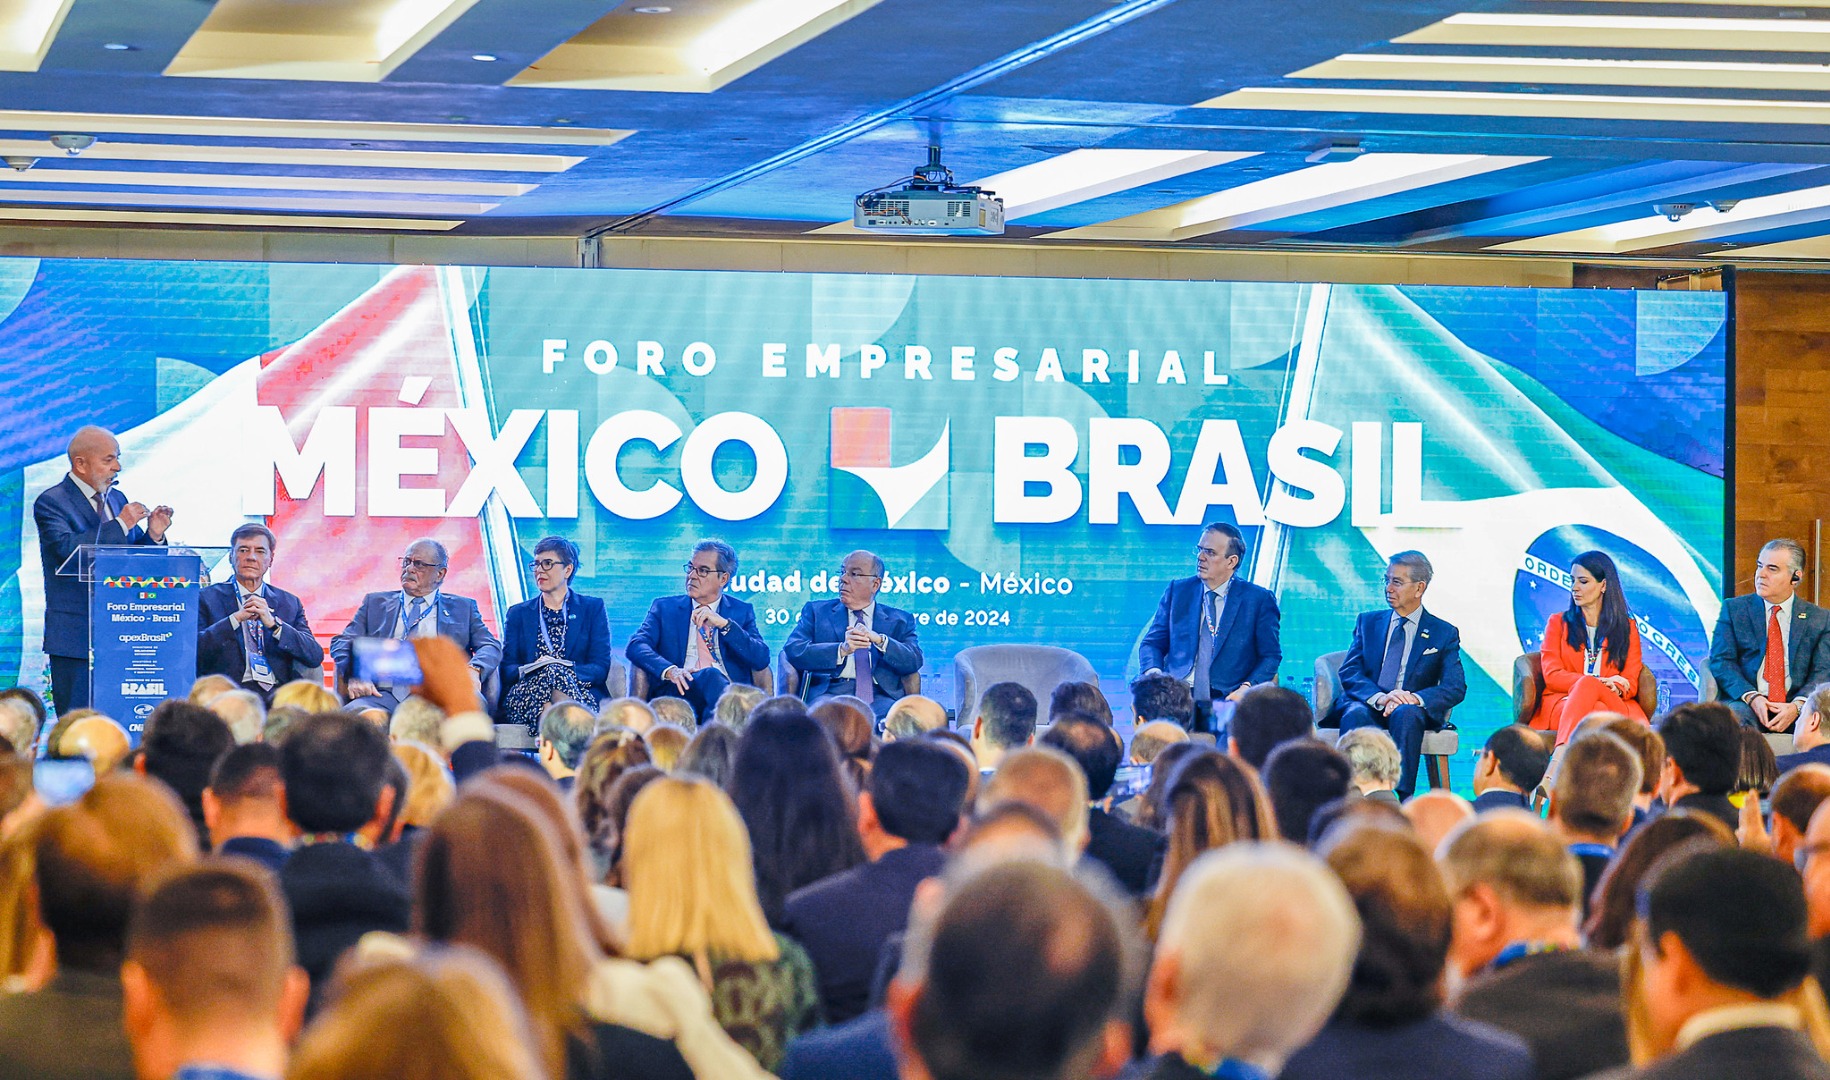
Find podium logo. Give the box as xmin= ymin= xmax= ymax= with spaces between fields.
xmin=829 ymin=407 xmax=949 ymax=530
xmin=121 ymin=680 xmax=167 ymax=696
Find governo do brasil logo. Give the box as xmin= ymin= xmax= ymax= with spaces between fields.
xmin=828 ymin=407 xmax=950 ymax=531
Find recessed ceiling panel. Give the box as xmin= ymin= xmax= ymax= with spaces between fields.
xmin=1200 ymin=87 xmax=1830 ymax=126
xmin=0 ymin=0 xmax=73 ymax=71
xmin=166 ymin=0 xmax=483 ymax=81
xmin=1294 ymin=53 xmax=1830 ymax=93
xmin=0 ymin=108 xmax=630 ymax=145
xmin=0 ymin=206 xmax=462 ymax=229
xmin=1395 ymin=12 xmax=1830 ymax=52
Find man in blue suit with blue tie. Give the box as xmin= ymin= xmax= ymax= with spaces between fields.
xmin=626 ymin=538 xmax=771 ymax=719
xmin=1138 ymin=522 xmax=1282 ymax=732
xmin=1330 ymin=550 xmax=1467 ymax=800
xmin=784 ymin=549 xmax=922 ymax=720
xmin=33 ymin=426 xmax=172 ymax=715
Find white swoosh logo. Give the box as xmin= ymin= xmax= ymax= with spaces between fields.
xmin=835 ymin=422 xmax=949 ymax=529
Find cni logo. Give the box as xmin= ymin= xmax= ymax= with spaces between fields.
xmin=828 ymin=407 xmax=949 ymax=530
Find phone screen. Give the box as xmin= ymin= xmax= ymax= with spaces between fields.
xmin=34 ymin=758 xmax=96 ymax=807
xmin=351 ymin=637 xmax=424 ymax=686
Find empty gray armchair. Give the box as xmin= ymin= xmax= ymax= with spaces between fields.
xmin=954 ymin=645 xmax=1100 ymax=726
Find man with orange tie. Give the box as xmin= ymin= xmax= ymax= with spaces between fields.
xmin=626 ymin=538 xmax=771 ymax=720
xmin=1710 ymin=539 xmax=1830 ymax=732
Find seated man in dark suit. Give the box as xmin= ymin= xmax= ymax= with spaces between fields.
xmin=1550 ymin=732 xmax=1642 ymax=917
xmin=1615 ymin=847 xmax=1827 ymax=1080
xmin=202 ymin=743 xmax=293 ymax=874
xmin=1472 ymin=725 xmax=1550 ymax=813
xmin=1445 ymin=814 xmax=1629 ymax=1080
xmin=1779 ymin=684 xmax=1830 ymax=774
xmin=196 ymin=523 xmax=322 ymax=704
xmin=1138 ymin=522 xmax=1280 ymax=732
xmin=1655 ymin=703 xmax=1742 ymax=831
xmin=626 ymin=538 xmax=770 ymax=720
xmin=1710 ymin=538 xmax=1830 ymax=732
xmin=783 ymin=549 xmax=922 ymax=720
xmin=1329 ymin=550 xmax=1467 ymax=801
xmin=328 ymin=537 xmax=501 ymax=713
xmin=781 ymin=740 xmax=968 ymax=1025
xmin=1041 ymin=712 xmax=1165 ymax=896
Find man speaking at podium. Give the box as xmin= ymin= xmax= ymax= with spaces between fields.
xmin=33 ymin=425 xmax=172 ymax=715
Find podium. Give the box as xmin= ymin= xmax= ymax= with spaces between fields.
xmin=56 ymin=544 xmax=227 ymax=741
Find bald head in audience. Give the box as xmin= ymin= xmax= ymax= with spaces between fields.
xmin=884 ymin=695 xmax=949 ymax=742
xmin=597 ymin=697 xmax=657 ymax=736
xmin=1772 ymin=765 xmax=1830 ymax=866
xmin=61 ymin=715 xmax=132 ymax=776
xmin=979 ymin=746 xmax=1089 ymax=855
xmin=1403 ymin=790 xmax=1475 ymax=854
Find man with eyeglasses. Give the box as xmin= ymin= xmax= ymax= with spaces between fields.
xmin=195 ymin=522 xmax=322 ymax=703
xmin=785 ymin=549 xmax=923 ymax=721
xmin=329 ymin=537 xmax=501 ymax=713
xmin=626 ymin=538 xmax=770 ymax=720
xmin=1325 ymin=549 xmax=1466 ymax=801
xmin=1138 ymin=522 xmax=1282 ymax=734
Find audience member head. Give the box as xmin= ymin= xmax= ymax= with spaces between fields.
xmin=208 ymin=689 xmax=266 ymax=746
xmin=956 ymin=802 xmax=1068 ymax=866
xmin=1260 ymin=739 xmax=1351 ymax=846
xmin=884 ymin=695 xmax=948 ymax=741
xmin=1128 ymin=720 xmax=1188 ymax=767
xmin=891 ymin=859 xmax=1137 ymax=1080
xmin=138 ymin=699 xmax=235 ymax=843
xmin=262 ymin=705 xmax=308 ymax=746
xmin=466 ymin=766 xmax=616 ymax=950
xmin=712 ymin=683 xmax=766 ymax=732
xmin=1552 ymin=730 xmax=1642 ymax=844
xmin=390 ymin=741 xmax=454 ymax=830
xmin=729 ymin=702 xmax=863 ymax=923
xmin=1131 ymin=672 xmax=1195 ymax=729
xmin=1796 ymin=683 xmax=1830 ymax=756
xmin=1801 ymin=799 xmax=1830 ymax=939
xmin=1737 ymin=727 xmax=1780 ymax=797
xmin=595 ymin=765 xmax=663 ymax=887
xmin=0 ymin=687 xmax=45 ymax=732
xmin=811 ymin=695 xmax=875 ymax=789
xmin=1150 ymin=751 xmax=1276 ymax=934
xmin=0 ymin=826 xmax=48 ymax=991
xmin=202 ymin=742 xmax=290 ymax=849
xmin=34 ymin=774 xmax=197 ymax=972
xmin=924 ymin=729 xmax=982 ymax=810
xmin=642 ymin=723 xmax=688 ymax=771
xmin=286 ymin=949 xmax=543 ymax=1080
xmin=1473 ymin=724 xmax=1550 ymax=797
xmin=1337 ymin=728 xmax=1402 ymax=797
xmin=60 ymin=714 xmax=131 ymax=775
xmin=0 ymin=752 xmax=37 ymax=838
xmin=1656 ymin=702 xmax=1740 ymax=800
xmin=1039 ymin=713 xmax=1123 ymax=801
xmin=622 ymin=776 xmax=778 ymax=965
xmin=1586 ymin=811 xmax=1735 ymax=949
xmin=0 ymin=696 xmax=40 ymax=761
xmin=971 ymin=682 xmax=1038 ymax=769
xmin=1317 ymin=822 xmax=1452 ymax=1026
xmin=536 ymin=701 xmax=595 ymax=779
xmin=187 ymin=674 xmax=237 ymax=707
xmin=1135 ymin=740 xmax=1204 ymax=832
xmin=1148 ymin=844 xmax=1359 ymax=1074
xmin=979 ymin=746 xmax=1090 ymax=856
xmin=270 ymin=679 xmax=338 ymax=715
xmin=1439 ymin=812 xmax=1582 ymax=980
xmin=571 ymin=726 xmax=650 ymax=855
xmin=278 ymin=712 xmax=393 ymax=836
xmin=1776 ymin=765 xmax=1830 ymax=869
xmin=123 ymin=859 xmax=307 ymax=1080
xmin=1307 ymin=795 xmax=1409 ymax=846
xmin=650 ymin=696 xmax=696 ymax=733
xmin=675 ymin=721 xmax=738 ymax=787
xmin=864 ymin=741 xmax=970 ymax=854
xmin=1598 ymin=717 xmax=1665 ymax=801
xmin=1229 ymin=685 xmax=1313 ymax=770
xmin=387 ymin=695 xmax=445 ymax=749
xmin=596 ymin=697 xmax=657 ymax=736
xmin=1048 ymin=681 xmax=1112 ymax=725
xmin=1403 ymin=790 xmax=1475 ymax=855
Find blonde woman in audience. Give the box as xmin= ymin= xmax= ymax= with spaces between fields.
xmin=387 ymin=696 xmax=445 ymax=750
xmin=389 ymin=742 xmax=454 ymax=830
xmin=271 ymin=680 xmax=339 ymax=715
xmin=644 ymin=724 xmax=689 ymax=772
xmin=1146 ymin=749 xmax=1277 ymax=938
xmin=287 ymin=948 xmax=545 ymax=1080
xmin=574 ymin=729 xmax=652 ymax=877
xmin=623 ymin=776 xmax=821 ymax=1072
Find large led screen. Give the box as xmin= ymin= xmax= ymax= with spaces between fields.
xmin=0 ymin=259 xmax=1727 ymax=752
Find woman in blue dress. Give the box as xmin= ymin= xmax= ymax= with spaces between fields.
xmin=499 ymin=536 xmax=613 ymax=734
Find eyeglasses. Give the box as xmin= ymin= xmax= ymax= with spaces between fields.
xmin=1194 ymin=545 xmax=1227 ymax=558
xmin=1383 ymin=575 xmax=1417 ymax=587
xmin=682 ymin=563 xmax=726 ymax=578
xmin=836 ymin=569 xmax=880 ymax=581
xmin=529 ymin=558 xmax=567 ymax=572
xmin=398 ymin=557 xmax=445 ymax=571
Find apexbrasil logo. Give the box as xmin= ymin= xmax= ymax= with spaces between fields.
xmin=828 ymin=407 xmax=949 ymax=531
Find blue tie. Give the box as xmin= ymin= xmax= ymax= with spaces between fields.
xmin=1192 ymin=590 xmax=1217 ymax=700
xmin=1378 ymin=615 xmax=1408 ymax=692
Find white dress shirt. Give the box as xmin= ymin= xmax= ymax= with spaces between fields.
xmin=1674 ymin=1002 xmax=1802 ymax=1052
xmin=683 ymin=600 xmax=728 ymax=676
xmin=68 ymin=472 xmax=114 ymax=526
xmin=1382 ymin=606 xmax=1424 ymax=691
xmin=395 ymin=590 xmax=441 ymax=640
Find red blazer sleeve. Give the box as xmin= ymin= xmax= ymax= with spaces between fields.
xmin=1540 ymin=613 xmax=1581 ymax=693
xmin=1619 ymin=622 xmax=1644 ymax=686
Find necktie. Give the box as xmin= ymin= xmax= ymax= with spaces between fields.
xmin=403 ymin=597 xmax=427 ymax=639
xmin=243 ymin=605 xmax=274 ymax=689
xmin=1378 ymin=615 xmax=1409 ymax=692
xmin=1766 ymin=604 xmax=1787 ymax=700
xmin=91 ymin=491 xmax=107 ymax=521
xmin=852 ymin=609 xmax=874 ymax=705
xmin=693 ymin=606 xmax=715 ymax=671
xmin=1192 ymin=590 xmax=1217 ymax=700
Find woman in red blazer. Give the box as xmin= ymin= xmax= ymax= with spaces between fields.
xmin=1537 ymin=550 xmax=1647 ymax=745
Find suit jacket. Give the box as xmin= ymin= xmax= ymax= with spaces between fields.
xmin=1085 ymin=806 xmax=1166 ymax=896
xmin=32 ymin=474 xmax=161 ymax=658
xmin=1332 ymin=607 xmax=1467 ymax=724
xmin=783 ymin=599 xmax=922 ymax=703
xmin=1537 ymin=612 xmax=1646 ymax=727
xmin=0 ymin=968 xmax=134 ymax=1080
xmin=196 ymin=580 xmax=324 ymax=695
xmin=280 ymin=841 xmax=412 ymax=1014
xmin=1138 ymin=576 xmax=1281 ymax=696
xmin=1587 ymin=1026 xmax=1830 ymax=1080
xmin=778 ymin=1010 xmax=898 ymax=1080
xmin=217 ymin=835 xmax=291 ymax=875
xmin=499 ymin=590 xmax=613 ymax=701
xmin=1711 ymin=593 xmax=1830 ymax=706
xmin=1473 ymin=790 xmax=1531 ymax=814
xmin=328 ymin=590 xmax=502 ymax=686
xmin=626 ymin=593 xmax=770 ymax=686
xmin=1779 ymin=743 xmax=1830 ymax=775
xmin=1671 ymin=791 xmax=1740 ymax=833
xmin=781 ymin=843 xmax=945 ymax=1025
xmin=1453 ymin=948 xmax=1628 ymax=1080
xmin=1277 ymin=1012 xmax=1534 ymax=1080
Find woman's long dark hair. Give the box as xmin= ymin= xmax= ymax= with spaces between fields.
xmin=1564 ymin=550 xmax=1633 ymax=671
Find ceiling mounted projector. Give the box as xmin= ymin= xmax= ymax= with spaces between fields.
xmin=853 ymin=145 xmax=1004 ymax=236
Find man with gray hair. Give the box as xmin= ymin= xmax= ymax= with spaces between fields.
xmin=537 ymin=701 xmax=595 ymax=790
xmin=208 ymin=688 xmax=266 ymax=746
xmin=650 ymin=696 xmax=697 ymax=733
xmin=387 ymin=695 xmax=446 ymax=751
xmin=1327 ymin=550 xmax=1467 ymax=800
xmin=1443 ymin=812 xmax=1629 ymax=1080
xmin=1338 ymin=728 xmax=1403 ymax=804
xmin=883 ymin=695 xmax=948 ymax=741
xmin=1549 ymin=731 xmax=1642 ymax=912
xmin=1132 ymin=844 xmax=1360 ymax=1079
xmin=1711 ymin=538 xmax=1830 ymax=732
xmin=329 ymin=536 xmax=501 ymax=713
xmin=196 ymin=522 xmax=322 ymax=703
xmin=714 ymin=683 xmax=766 ymax=732
xmin=785 ymin=549 xmax=923 ymax=721
xmin=597 ymin=696 xmax=658 ymax=736
xmin=0 ymin=696 xmax=40 ymax=759
xmin=626 ymin=538 xmax=771 ymax=722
